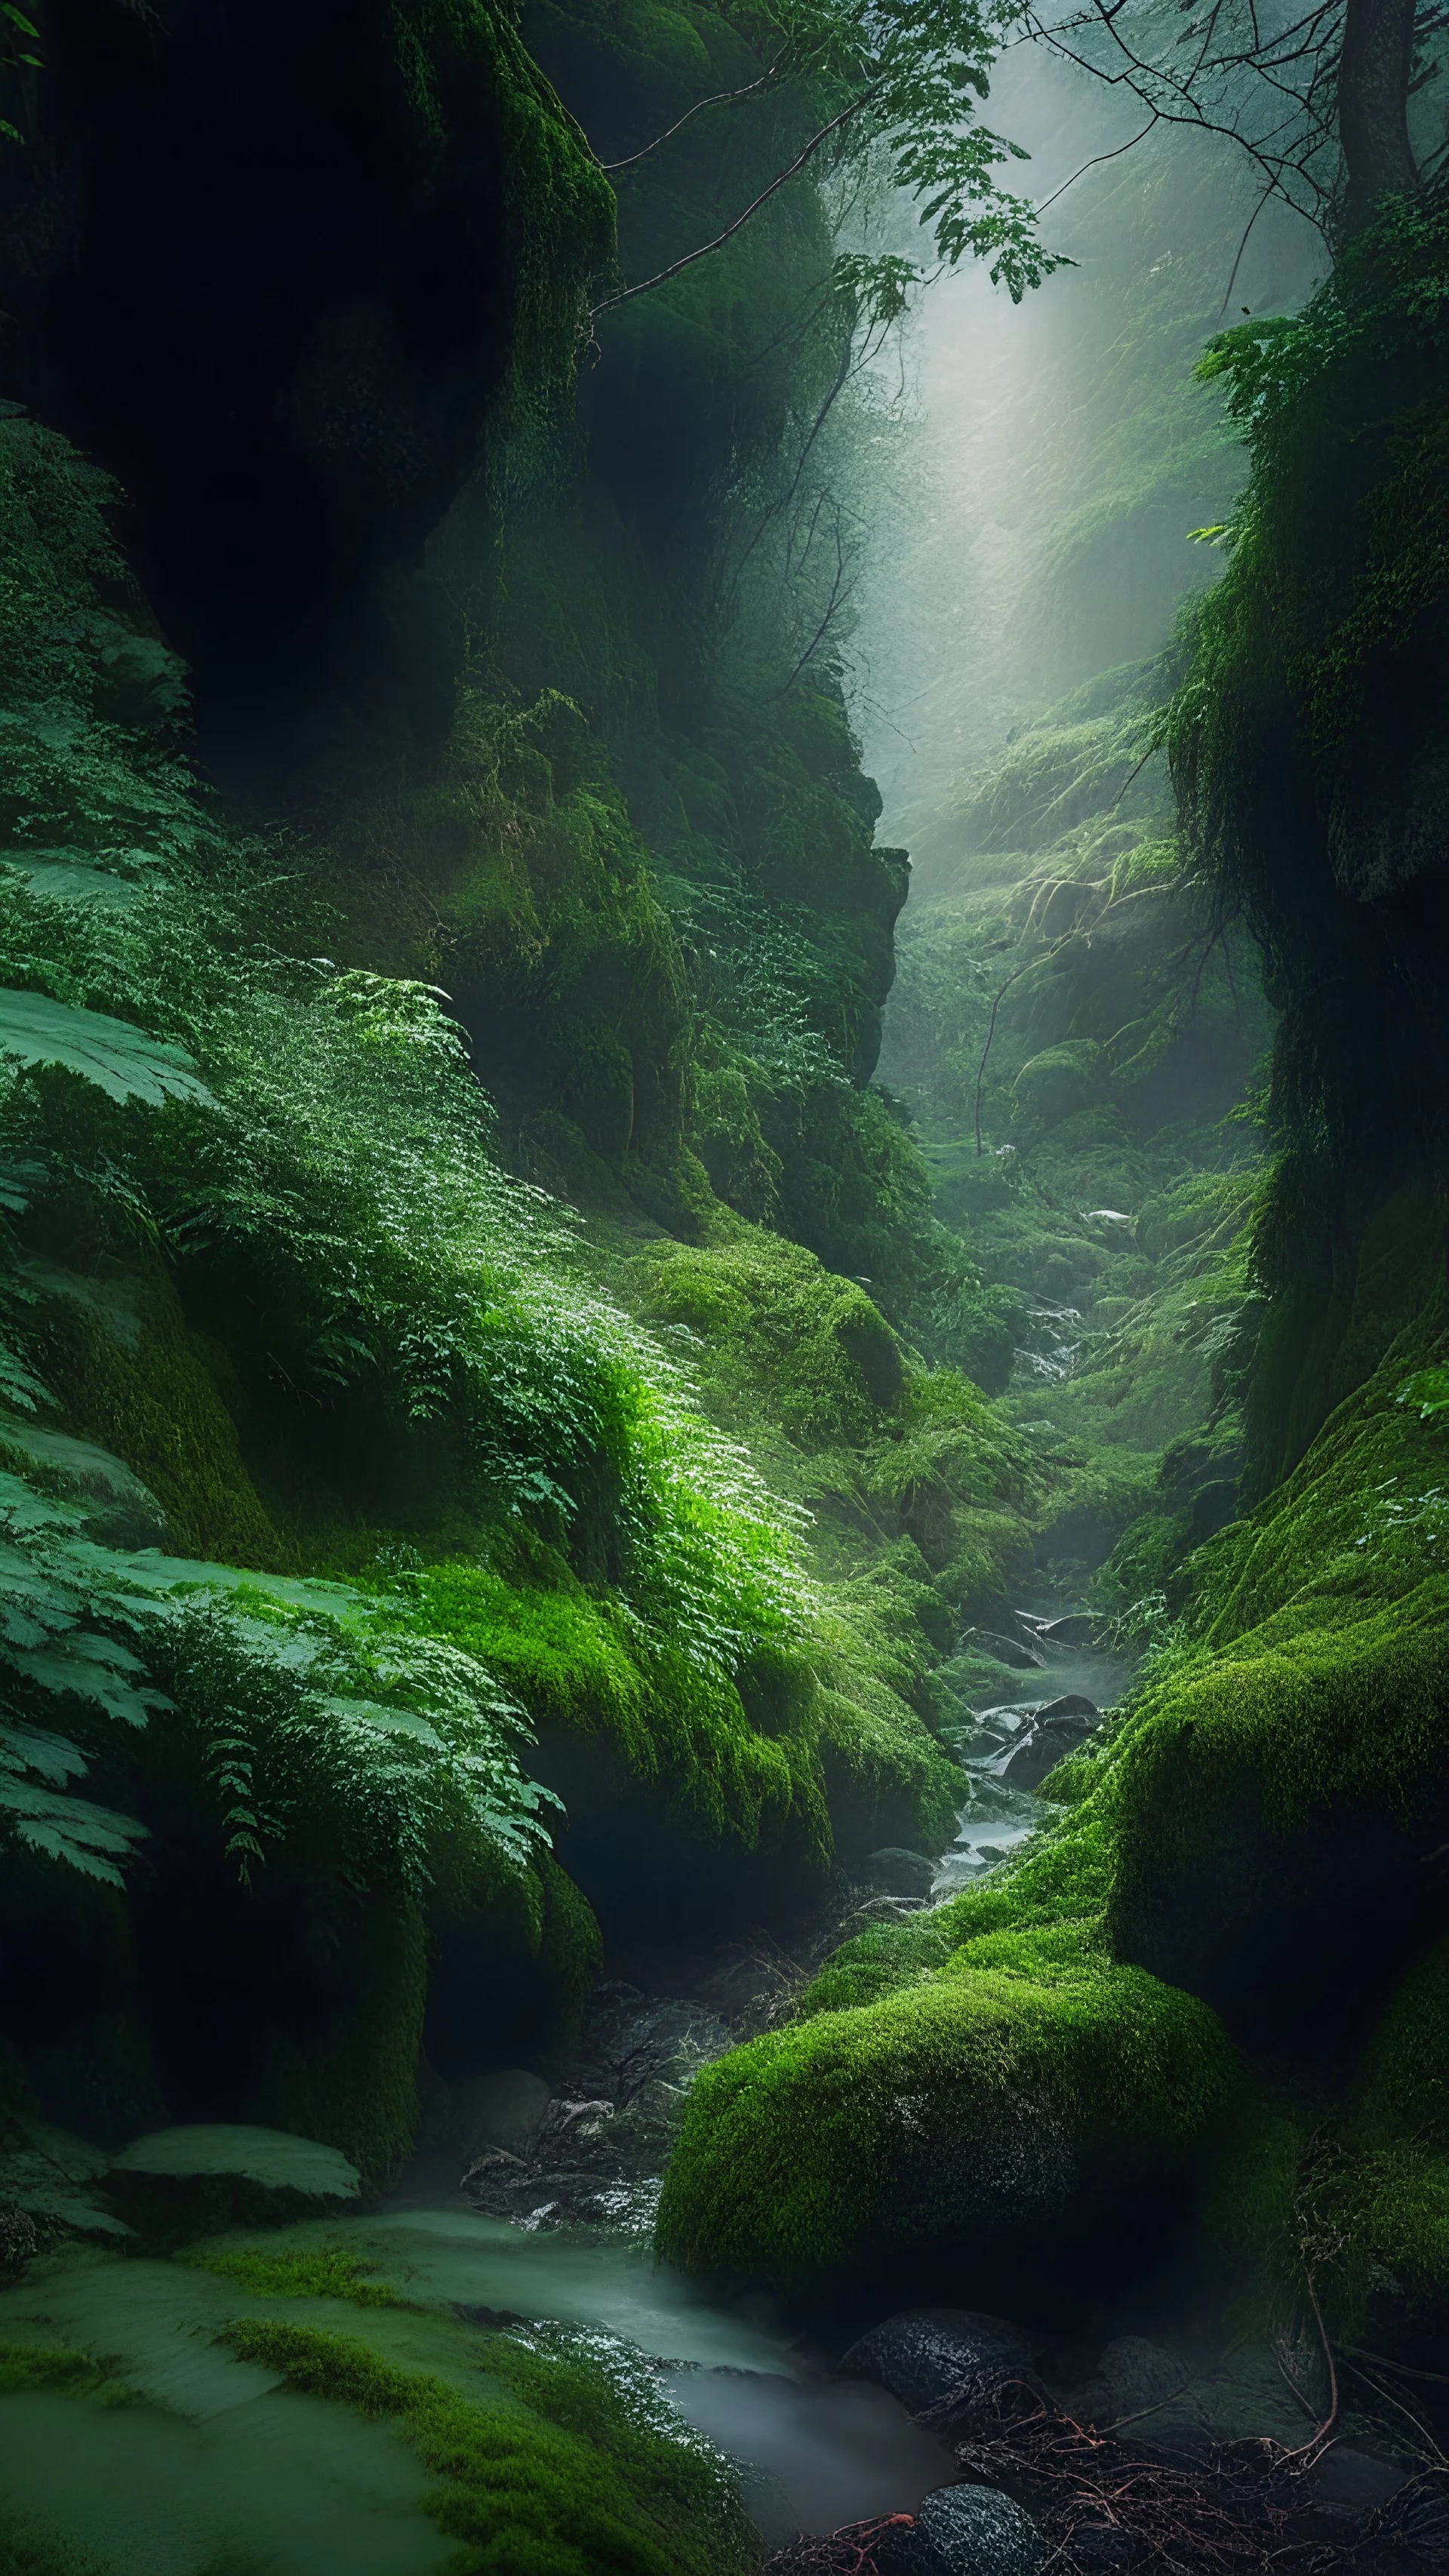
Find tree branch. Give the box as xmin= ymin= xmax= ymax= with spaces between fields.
xmin=598 ymin=61 xmax=785 ymax=174
xmin=590 ymin=88 xmax=878 ymax=319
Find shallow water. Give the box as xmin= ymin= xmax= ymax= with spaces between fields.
xmin=933 ymin=1626 xmax=1133 ymax=1890
xmin=663 ymin=2366 xmax=952 ymax=2542
xmin=0 ymin=2181 xmax=954 ymax=2565
xmin=374 ymin=2184 xmax=955 ymax=2528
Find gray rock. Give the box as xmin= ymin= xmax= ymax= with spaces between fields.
xmin=873 ymin=2523 xmax=955 ymax=2576
xmin=838 ymin=2308 xmax=1037 ymax=2416
xmin=967 ymin=1628 xmax=1048 ymax=1671
xmin=917 ymin=2482 xmax=1049 ymax=2575
xmin=1068 ymin=2336 xmax=1211 ymax=2463
xmin=1095 ymin=2334 xmax=1186 ymax=2420
xmin=863 ymin=1848 xmax=938 ymax=1900
xmin=1035 ymin=1612 xmax=1097 ymax=1648
xmin=456 ymin=2067 xmax=552 ymax=2162
xmin=1003 ymin=1697 xmax=1100 ymax=1789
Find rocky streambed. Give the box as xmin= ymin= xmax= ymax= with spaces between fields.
xmin=2 ymin=1612 xmax=1437 ymax=2574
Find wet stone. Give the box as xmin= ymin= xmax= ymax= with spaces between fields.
xmin=838 ymin=2310 xmax=1038 ymax=2418
xmin=964 ymin=1628 xmax=1048 ymax=1671
xmin=862 ymin=1848 xmax=939 ymax=1900
xmin=1068 ymin=2334 xmax=1211 ymax=2463
xmin=1035 ymin=1611 xmax=1097 ymax=1648
xmin=460 ymin=1984 xmax=733 ymax=2237
xmin=455 ymin=2068 xmax=551 ymax=2164
xmin=1001 ymin=1697 xmax=1100 ymax=1790
xmin=916 ymin=2482 xmax=1050 ymax=2576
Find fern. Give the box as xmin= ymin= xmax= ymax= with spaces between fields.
xmin=0 ymin=986 xmax=212 ymax=1106
xmin=0 ymin=1716 xmax=147 ymax=1882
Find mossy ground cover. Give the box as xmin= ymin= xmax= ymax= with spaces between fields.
xmin=0 ymin=2235 xmax=755 ymax=2576
xmin=226 ymin=2319 xmax=755 ymax=2576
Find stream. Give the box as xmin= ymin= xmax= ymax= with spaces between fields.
xmin=382 ymin=1612 xmax=1138 ymax=2544
xmin=0 ymin=1619 xmax=1137 ymax=2567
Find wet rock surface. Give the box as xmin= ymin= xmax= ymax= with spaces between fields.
xmin=965 ymin=1627 xmax=1048 ymax=1672
xmin=839 ymin=2310 xmax=1040 ymax=2418
xmin=917 ymin=2482 xmax=1049 ymax=2575
xmin=1001 ymin=1697 xmax=1100 ymax=1790
xmin=863 ymin=1848 xmax=940 ymax=1900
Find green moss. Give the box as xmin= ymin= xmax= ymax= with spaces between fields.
xmin=417 ymin=1558 xmax=828 ymax=1860
xmin=1107 ymin=1327 xmax=1449 ymax=1978
xmin=225 ymin=2317 xmax=754 ymax=2576
xmin=629 ymin=1229 xmax=903 ymax=1448
xmin=28 ymin=1276 xmax=285 ymax=1568
xmin=534 ymin=1852 xmax=604 ymax=2056
xmin=657 ymin=1891 xmax=1235 ymax=2294
xmin=258 ymin=1903 xmax=429 ymax=2201
xmin=0 ymin=2345 xmax=126 ymax=2401
xmin=657 ymin=1300 xmax=1449 ymax=2302
xmin=180 ymin=2244 xmax=400 ymax=2307
xmin=1167 ymin=191 xmax=1449 ymax=1484
xmin=0 ymin=2514 xmax=110 ymax=2576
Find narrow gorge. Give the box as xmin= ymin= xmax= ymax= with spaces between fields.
xmin=1 ymin=5 xmax=1447 ymax=2571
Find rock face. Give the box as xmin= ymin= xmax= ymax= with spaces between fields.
xmin=862 ymin=1849 xmax=939 ymax=1901
xmin=916 ymin=2482 xmax=1050 ymax=2576
xmin=0 ymin=0 xmax=612 ymax=746
xmin=838 ymin=2309 xmax=1038 ymax=2418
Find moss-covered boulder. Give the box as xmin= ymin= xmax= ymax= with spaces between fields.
xmin=1109 ymin=1331 xmax=1449 ymax=2032
xmin=657 ymin=1327 xmax=1449 ymax=2310
xmin=656 ymin=1808 xmax=1236 ymax=2300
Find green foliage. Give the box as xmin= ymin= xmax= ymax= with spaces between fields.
xmin=226 ymin=2316 xmax=755 ymax=2576
xmin=0 ymin=989 xmax=211 ymax=1109
xmin=0 ymin=2344 xmax=123 ymax=2400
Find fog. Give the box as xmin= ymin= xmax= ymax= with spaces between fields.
xmin=845 ymin=49 xmax=1326 ymax=842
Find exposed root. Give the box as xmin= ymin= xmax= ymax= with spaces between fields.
xmin=763 ymin=2512 xmax=918 ymax=2574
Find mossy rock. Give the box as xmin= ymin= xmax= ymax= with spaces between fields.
xmin=1108 ymin=1334 xmax=1449 ymax=2033
xmin=1012 ymin=1042 xmax=1109 ymax=1132
xmin=106 ymin=2124 xmax=361 ymax=2242
xmin=656 ymin=1905 xmax=1235 ymax=2300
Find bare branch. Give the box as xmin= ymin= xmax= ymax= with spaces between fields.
xmin=591 ymin=88 xmax=878 ymax=319
xmin=598 ymin=60 xmax=785 ymax=174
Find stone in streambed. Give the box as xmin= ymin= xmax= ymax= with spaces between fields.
xmin=1002 ymin=1696 xmax=1100 ymax=1789
xmin=917 ymin=2483 xmax=1050 ymax=2575
xmin=1035 ymin=1611 xmax=1097 ymax=1648
xmin=838 ymin=2308 xmax=1038 ymax=2415
xmin=964 ymin=1627 xmax=1047 ymax=1671
xmin=872 ymin=2522 xmax=955 ymax=2576
xmin=863 ymin=1848 xmax=939 ymax=1900
xmin=1067 ymin=2334 xmax=1211 ymax=2463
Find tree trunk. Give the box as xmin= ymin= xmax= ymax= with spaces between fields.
xmin=1339 ymin=0 xmax=1420 ymax=235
